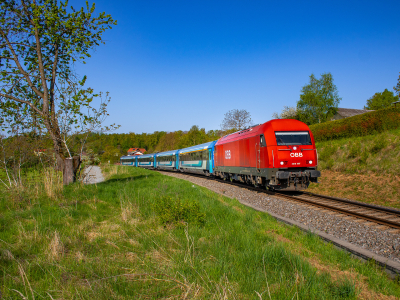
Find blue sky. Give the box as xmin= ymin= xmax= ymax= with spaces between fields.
xmin=72 ymin=0 xmax=400 ymax=134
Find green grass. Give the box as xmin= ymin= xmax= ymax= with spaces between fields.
xmin=1 ymin=165 xmax=400 ymax=299
xmin=308 ymin=127 xmax=400 ymax=207
xmin=315 ymin=127 xmax=400 ymax=175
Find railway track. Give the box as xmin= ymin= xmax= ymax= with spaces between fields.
xmin=158 ymin=170 xmax=400 ymax=230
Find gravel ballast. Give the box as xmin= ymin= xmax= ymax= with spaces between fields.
xmin=158 ymin=171 xmax=400 ymax=263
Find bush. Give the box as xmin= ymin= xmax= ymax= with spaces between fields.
xmin=348 ymin=142 xmax=361 ymax=159
xmin=319 ymin=144 xmax=337 ymax=161
xmin=370 ymin=138 xmax=388 ymax=154
xmin=152 ymin=196 xmax=206 ymax=228
xmin=310 ymin=107 xmax=400 ymax=142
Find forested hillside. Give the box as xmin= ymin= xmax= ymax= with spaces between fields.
xmin=85 ymin=126 xmax=232 ymax=163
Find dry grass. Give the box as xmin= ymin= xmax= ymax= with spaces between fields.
xmin=102 ymin=163 xmax=128 ymax=180
xmin=43 ymin=168 xmax=63 ymax=198
xmin=308 ymin=170 xmax=400 ymax=208
xmin=48 ymin=231 xmax=64 ymax=260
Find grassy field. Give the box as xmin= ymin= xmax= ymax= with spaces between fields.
xmin=309 ymin=127 xmax=400 ymax=208
xmin=1 ymin=165 xmax=400 ymax=299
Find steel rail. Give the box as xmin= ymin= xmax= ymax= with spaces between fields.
xmin=156 ymin=169 xmax=400 ymax=230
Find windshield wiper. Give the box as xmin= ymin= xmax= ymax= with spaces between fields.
xmin=278 ymin=137 xmax=290 ymax=149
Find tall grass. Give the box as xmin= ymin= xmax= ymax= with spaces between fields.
xmin=1 ymin=166 xmax=399 ymax=299
xmin=0 ymin=166 xmax=63 ymax=207
xmin=316 ymin=127 xmax=400 ymax=175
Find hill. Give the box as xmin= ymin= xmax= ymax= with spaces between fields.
xmin=308 ymin=127 xmax=400 ymax=208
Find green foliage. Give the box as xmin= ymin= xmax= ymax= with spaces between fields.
xmin=310 ymin=107 xmax=400 ymax=142
xmin=101 ymin=145 xmax=122 ymax=163
xmin=365 ymin=89 xmax=398 ymax=110
xmin=319 ymin=144 xmax=338 ymax=161
xmin=82 ymin=126 xmax=223 ymax=160
xmin=348 ymin=142 xmax=361 ymax=159
xmin=370 ymin=138 xmax=388 ymax=154
xmin=329 ymin=279 xmax=356 ymax=299
xmin=359 ymin=149 xmax=369 ymax=164
xmin=0 ymin=0 xmax=117 ymax=165
xmin=297 ymin=73 xmax=341 ymax=125
xmin=152 ymin=196 xmax=206 ymax=228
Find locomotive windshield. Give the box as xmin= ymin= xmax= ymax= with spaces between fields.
xmin=275 ymin=131 xmax=312 ymax=145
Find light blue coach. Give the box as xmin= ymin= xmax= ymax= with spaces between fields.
xmin=178 ymin=141 xmax=217 ymax=175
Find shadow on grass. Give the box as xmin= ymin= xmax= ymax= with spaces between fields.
xmin=101 ymin=174 xmax=155 ymax=185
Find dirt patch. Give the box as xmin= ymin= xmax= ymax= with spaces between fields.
xmin=265 ymin=230 xmax=293 ymax=244
xmin=232 ymin=206 xmax=244 ymax=214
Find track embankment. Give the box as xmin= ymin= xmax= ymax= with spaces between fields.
xmin=157 ymin=170 xmax=400 ymax=276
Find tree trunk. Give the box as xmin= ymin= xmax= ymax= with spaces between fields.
xmin=63 ymin=156 xmax=81 ymax=185
xmin=63 ymin=158 xmax=74 ymax=185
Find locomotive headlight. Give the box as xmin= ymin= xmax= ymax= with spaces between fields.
xmin=293 ymin=146 xmax=297 ymax=150
xmin=309 ymin=160 xmax=313 ymax=164
xmin=280 ymin=161 xmax=284 ymax=165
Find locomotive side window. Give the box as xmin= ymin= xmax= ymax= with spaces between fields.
xmin=260 ymin=135 xmax=266 ymax=147
xmin=275 ymin=131 xmax=312 ymax=145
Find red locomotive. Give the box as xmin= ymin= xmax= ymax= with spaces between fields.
xmin=213 ymin=119 xmax=320 ymax=190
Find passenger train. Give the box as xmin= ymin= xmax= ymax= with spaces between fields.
xmin=120 ymin=119 xmax=321 ymax=191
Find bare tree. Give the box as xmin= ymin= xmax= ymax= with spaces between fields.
xmin=220 ymin=109 xmax=253 ymax=131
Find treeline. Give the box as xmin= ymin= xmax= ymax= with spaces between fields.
xmin=85 ymin=126 xmax=234 ymax=163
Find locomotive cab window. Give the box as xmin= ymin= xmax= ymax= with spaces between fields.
xmin=275 ymin=131 xmax=312 ymax=145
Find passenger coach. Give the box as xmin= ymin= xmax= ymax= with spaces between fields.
xmin=156 ymin=150 xmax=179 ymax=170
xmin=137 ymin=153 xmax=156 ymax=169
xmin=120 ymin=155 xmax=136 ymax=166
xmin=178 ymin=141 xmax=217 ymax=175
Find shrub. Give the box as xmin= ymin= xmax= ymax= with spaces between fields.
xmin=152 ymin=196 xmax=206 ymax=228
xmin=370 ymin=138 xmax=388 ymax=154
xmin=310 ymin=107 xmax=400 ymax=142
xmin=348 ymin=142 xmax=361 ymax=159
xmin=319 ymin=144 xmax=337 ymax=161
xmin=359 ymin=149 xmax=369 ymax=164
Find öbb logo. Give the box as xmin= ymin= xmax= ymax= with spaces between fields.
xmin=290 ymin=152 xmax=303 ymax=158
xmin=225 ymin=150 xmax=231 ymax=159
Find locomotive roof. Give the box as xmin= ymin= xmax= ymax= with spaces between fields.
xmin=216 ymin=119 xmax=311 ymax=145
xmin=179 ymin=141 xmax=217 ymax=154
